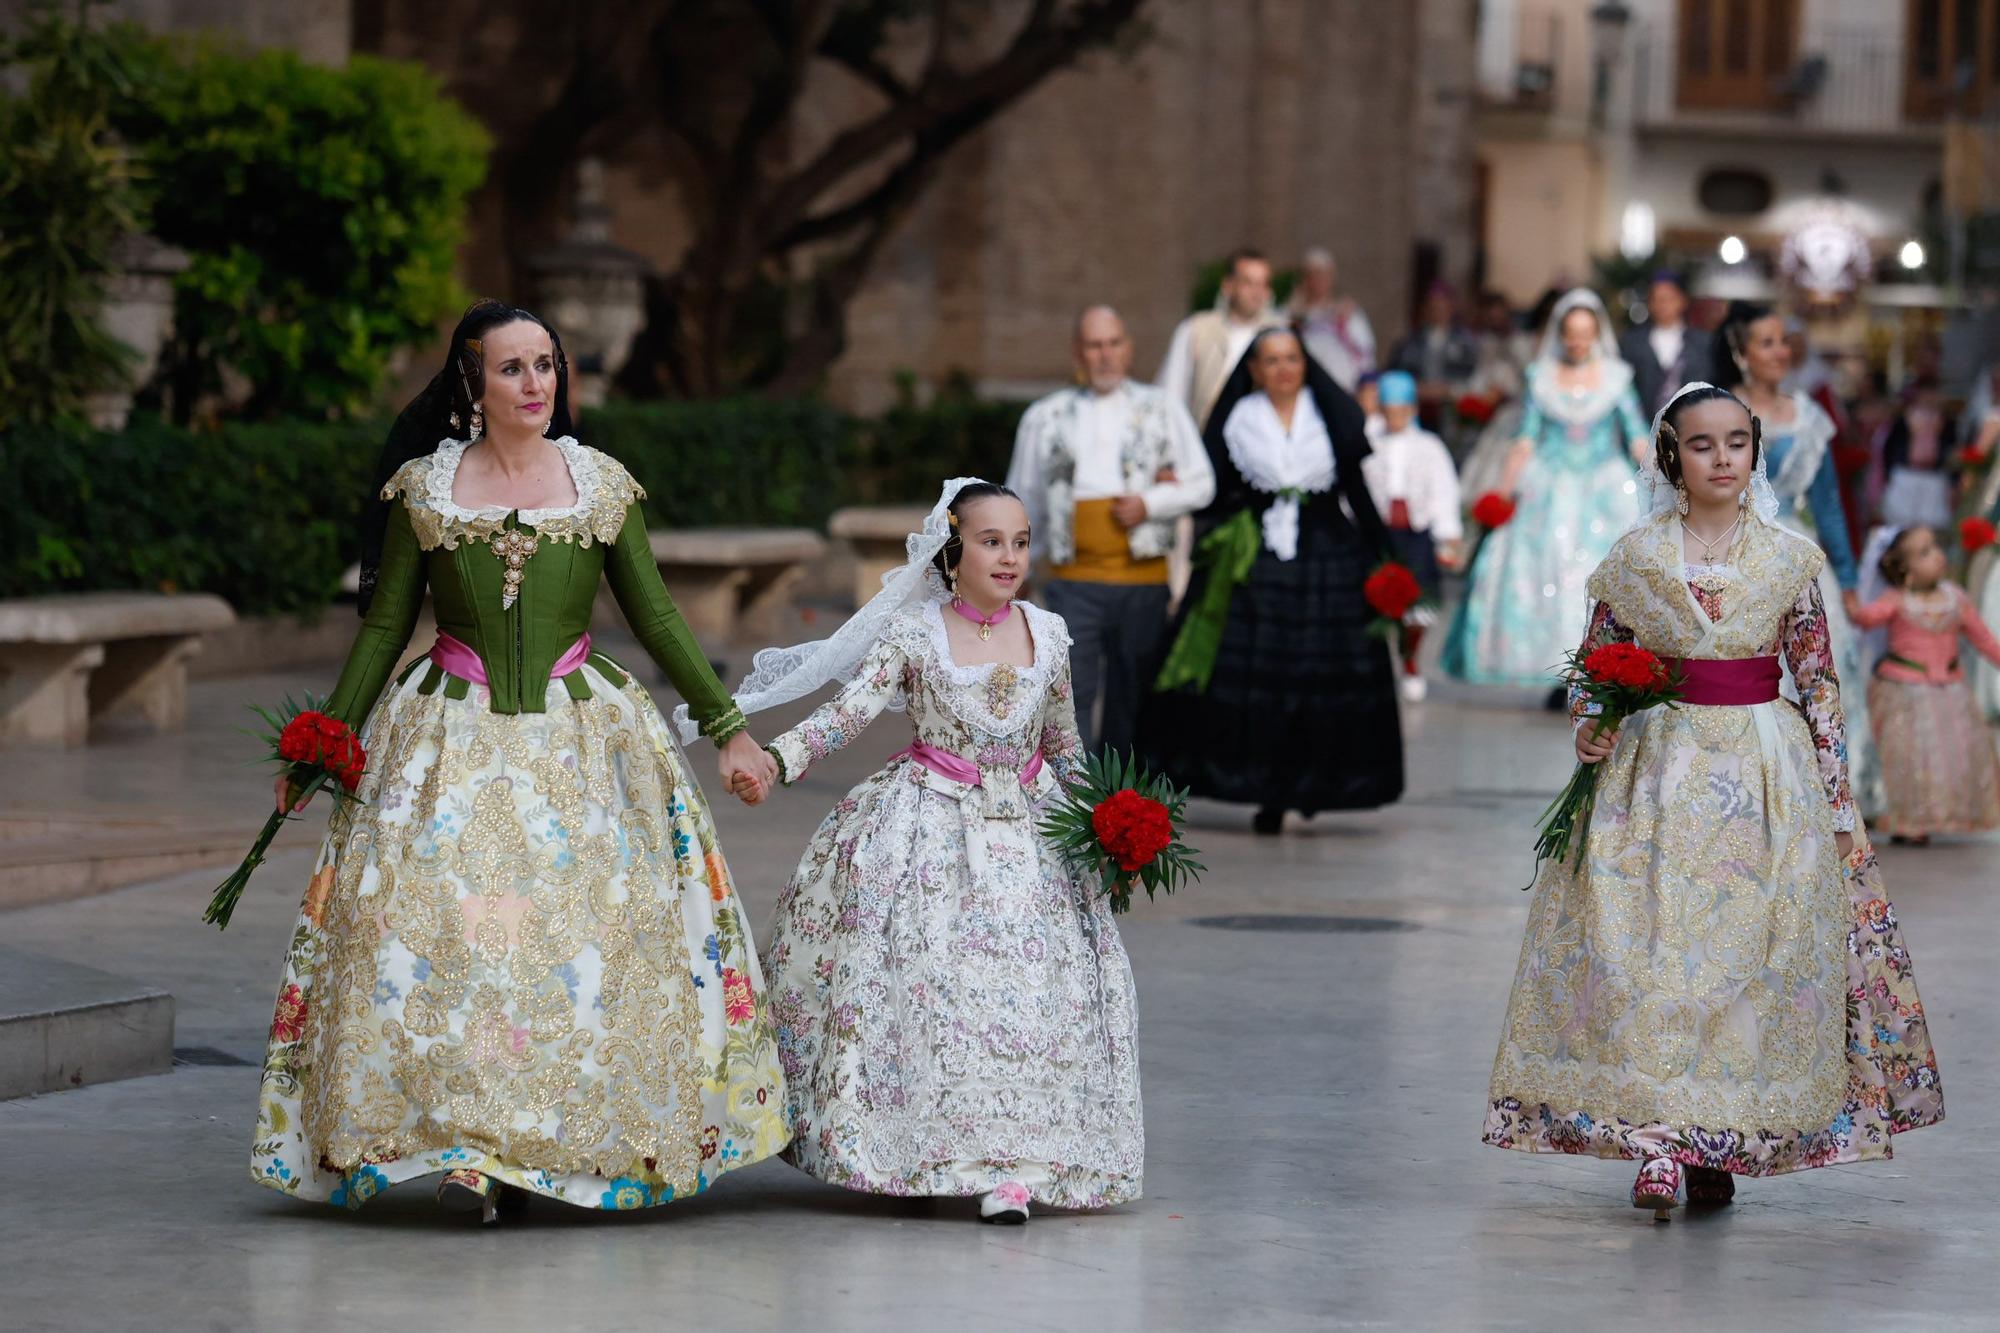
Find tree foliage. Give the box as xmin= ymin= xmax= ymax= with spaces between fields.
xmin=436 ymin=0 xmax=1149 ymax=397
xmin=0 ymin=4 xmax=148 ymax=428
xmin=114 ymin=41 xmax=490 ymax=420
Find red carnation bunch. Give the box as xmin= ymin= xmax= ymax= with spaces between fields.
xmin=1525 ymin=643 xmax=1683 ymax=886
xmin=1364 ymin=561 xmax=1425 ymax=634
xmin=204 ymin=695 xmax=368 ymax=930
xmin=1091 ymin=788 xmax=1176 ymax=873
xmin=1455 ymin=392 xmax=1498 ymax=426
xmin=1471 ymin=491 xmax=1516 ymax=529
xmin=1581 ymin=642 xmax=1673 ymax=691
xmin=1042 ymin=751 xmax=1203 ymax=913
xmin=278 ymin=710 xmax=366 ymax=792
xmin=1960 ymin=516 xmax=1997 ymax=554
xmin=1961 ymin=444 xmax=1993 ymax=470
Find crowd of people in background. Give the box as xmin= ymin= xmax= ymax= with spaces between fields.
xmin=1004 ymin=246 xmax=2000 ymax=843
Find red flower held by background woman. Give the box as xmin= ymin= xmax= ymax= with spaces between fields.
xmin=1471 ymin=491 xmax=1516 ymax=530
xmin=1363 ymin=560 xmax=1425 ymax=634
xmin=1960 ymin=516 xmax=1997 ymax=555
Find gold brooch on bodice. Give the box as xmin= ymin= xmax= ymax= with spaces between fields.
xmin=491 ymin=528 xmax=540 ymax=610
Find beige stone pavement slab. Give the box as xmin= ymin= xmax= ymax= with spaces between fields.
xmin=2 ymin=648 xmax=1998 ymax=1331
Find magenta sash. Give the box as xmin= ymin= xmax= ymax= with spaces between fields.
xmin=1661 ymin=655 xmax=1781 ymax=707
xmin=429 ymin=631 xmax=593 ymax=687
xmin=892 ymin=739 xmax=1043 ymax=788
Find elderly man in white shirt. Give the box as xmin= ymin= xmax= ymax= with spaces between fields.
xmin=1007 ymin=305 xmax=1215 ymax=751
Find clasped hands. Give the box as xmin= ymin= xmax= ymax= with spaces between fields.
xmin=719 ymin=730 xmax=779 ymax=807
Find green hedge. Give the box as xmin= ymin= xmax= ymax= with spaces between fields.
xmin=0 ymin=387 xmax=1030 ymax=616
xmin=0 ymin=416 xmax=379 ymax=615
xmin=585 ymin=398 xmax=849 ymax=530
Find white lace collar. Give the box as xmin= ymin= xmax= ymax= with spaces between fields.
xmin=383 ymin=436 xmax=644 ymax=552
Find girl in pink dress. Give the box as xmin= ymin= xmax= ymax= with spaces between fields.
xmin=1854 ymin=524 xmax=2000 ymax=841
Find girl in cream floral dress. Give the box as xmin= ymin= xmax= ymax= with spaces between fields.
xmin=689 ymin=479 xmax=1143 ymax=1224
xmin=1483 ymin=385 xmax=1942 ymax=1218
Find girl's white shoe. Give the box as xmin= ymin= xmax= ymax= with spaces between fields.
xmin=979 ymin=1181 xmax=1032 ymax=1225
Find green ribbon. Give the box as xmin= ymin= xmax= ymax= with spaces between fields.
xmin=1154 ymin=507 xmax=1262 ymax=693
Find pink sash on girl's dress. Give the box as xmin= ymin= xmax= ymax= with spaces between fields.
xmin=1659 ymin=655 xmax=1781 ymax=707
xmin=429 ymin=631 xmax=593 ymax=687
xmin=891 ymin=739 xmax=1043 ymax=788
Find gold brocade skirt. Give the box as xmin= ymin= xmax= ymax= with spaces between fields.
xmin=249 ymin=660 xmax=788 ymax=1210
xmin=1484 ymin=700 xmax=1942 ymax=1175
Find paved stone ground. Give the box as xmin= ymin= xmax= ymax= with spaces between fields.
xmin=3 ymin=644 xmax=1997 ymax=1332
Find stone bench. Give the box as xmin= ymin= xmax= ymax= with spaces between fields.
xmin=602 ymin=527 xmax=829 ymax=644
xmin=0 ymin=592 xmax=236 ymax=747
xmin=829 ymin=505 xmax=931 ymax=608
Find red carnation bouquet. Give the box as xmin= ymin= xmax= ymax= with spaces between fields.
xmin=1526 ymin=643 xmax=1683 ymax=887
xmin=202 ymin=695 xmax=366 ymax=929
xmin=1040 ymin=750 xmax=1204 ymax=913
xmin=1363 ymin=560 xmax=1427 ymax=636
xmin=1470 ymin=491 xmax=1516 ymax=529
xmin=1961 ymin=516 xmax=1997 ymax=555
xmin=1454 ymin=392 xmax=1498 ymax=426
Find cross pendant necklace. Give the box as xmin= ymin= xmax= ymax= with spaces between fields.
xmin=492 ymin=528 xmax=540 ymax=610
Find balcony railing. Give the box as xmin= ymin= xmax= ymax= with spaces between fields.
xmin=1633 ymin=25 xmax=1930 ymax=138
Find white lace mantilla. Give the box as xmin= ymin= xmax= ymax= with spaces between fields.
xmin=383 ymin=437 xmax=644 ymax=552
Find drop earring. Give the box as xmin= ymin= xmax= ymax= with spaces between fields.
xmin=1676 ymin=484 xmax=1690 ymax=516
xmin=468 ymin=403 xmax=484 ymax=441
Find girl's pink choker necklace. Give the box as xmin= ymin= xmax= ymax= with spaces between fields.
xmin=950 ymin=596 xmax=1013 ymax=641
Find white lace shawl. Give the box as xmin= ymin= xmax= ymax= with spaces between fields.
xmin=1222 ymin=391 xmax=1336 ymax=561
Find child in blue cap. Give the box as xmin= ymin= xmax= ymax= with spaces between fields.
xmin=1362 ymin=370 xmax=1464 ymax=701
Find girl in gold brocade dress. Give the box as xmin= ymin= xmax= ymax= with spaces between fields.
xmin=1483 ymin=384 xmax=1943 ymax=1219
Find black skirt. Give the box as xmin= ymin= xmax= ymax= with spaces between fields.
xmin=1137 ymin=519 xmax=1404 ymax=814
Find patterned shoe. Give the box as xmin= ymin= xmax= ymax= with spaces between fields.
xmin=978 ymin=1181 xmax=1032 ymax=1225
xmin=1686 ymin=1165 xmax=1735 ymax=1207
xmin=437 ymin=1168 xmax=499 ymax=1224
xmin=1631 ymin=1158 xmax=1684 ymax=1221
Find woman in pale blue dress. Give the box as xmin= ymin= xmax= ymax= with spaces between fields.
xmin=1444 ymin=289 xmax=1646 ymax=695
xmin=1721 ymin=303 xmax=1883 ymax=814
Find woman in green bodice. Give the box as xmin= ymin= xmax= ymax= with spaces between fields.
xmin=250 ymin=300 xmax=788 ymax=1222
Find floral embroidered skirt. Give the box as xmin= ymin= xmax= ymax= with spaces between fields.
xmin=761 ymin=762 xmax=1144 ymax=1209
xmin=250 ymin=660 xmax=788 ymax=1210
xmin=1484 ymin=701 xmax=1943 ymax=1176
xmin=1868 ymin=674 xmax=2000 ymax=837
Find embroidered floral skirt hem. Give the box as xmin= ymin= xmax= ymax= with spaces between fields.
xmin=1482 ymin=702 xmax=1942 ymax=1178
xmin=762 ymin=765 xmax=1144 ymax=1211
xmin=1868 ymin=674 xmax=2000 ymax=837
xmin=249 ymin=660 xmax=789 ymax=1211
xmin=1484 ymin=846 xmax=1942 ymax=1175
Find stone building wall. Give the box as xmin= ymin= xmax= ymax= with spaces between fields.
xmin=86 ymin=0 xmax=1479 ymax=413
xmin=91 ymin=0 xmax=351 ymax=64
xmin=831 ymin=0 xmax=1482 ymax=410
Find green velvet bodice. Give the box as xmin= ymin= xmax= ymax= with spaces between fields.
xmin=325 ymin=438 xmax=741 ymax=742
